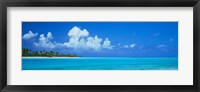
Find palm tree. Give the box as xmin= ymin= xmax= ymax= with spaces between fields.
xmin=22 ymin=48 xmax=78 ymax=57
xmin=56 ymin=52 xmax=59 ymax=56
xmin=50 ymin=51 xmax=53 ymax=56
xmin=35 ymin=51 xmax=38 ymax=56
xmin=43 ymin=50 xmax=46 ymax=55
xmin=40 ymin=51 xmax=43 ymax=55
xmin=26 ymin=48 xmax=29 ymax=54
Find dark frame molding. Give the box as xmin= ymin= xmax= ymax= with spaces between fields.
xmin=0 ymin=0 xmax=200 ymax=92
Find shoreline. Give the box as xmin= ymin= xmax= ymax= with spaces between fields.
xmin=22 ymin=57 xmax=177 ymax=59
xmin=22 ymin=57 xmax=80 ymax=58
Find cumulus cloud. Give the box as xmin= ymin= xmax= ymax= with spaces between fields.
xmin=130 ymin=44 xmax=136 ymax=48
xmin=33 ymin=32 xmax=56 ymax=49
xmin=68 ymin=26 xmax=89 ymax=37
xmin=156 ymin=44 xmax=170 ymax=52
xmin=65 ymin=26 xmax=89 ymax=48
xmin=65 ymin=26 xmax=114 ymax=51
xmin=86 ymin=35 xmax=102 ymax=50
xmin=22 ymin=31 xmax=38 ymax=40
xmin=47 ymin=32 xmax=53 ymax=39
xmin=103 ymin=38 xmax=114 ymax=49
xmin=157 ymin=44 xmax=166 ymax=48
xmin=124 ymin=45 xmax=129 ymax=48
xmin=33 ymin=26 xmax=114 ymax=51
xmin=123 ymin=44 xmax=136 ymax=48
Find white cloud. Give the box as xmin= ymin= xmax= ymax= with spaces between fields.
xmin=123 ymin=44 xmax=136 ymax=48
xmin=157 ymin=44 xmax=166 ymax=48
xmin=22 ymin=31 xmax=38 ymax=40
xmin=124 ymin=45 xmax=129 ymax=48
xmin=33 ymin=26 xmax=114 ymax=51
xmin=86 ymin=35 xmax=102 ymax=50
xmin=66 ymin=26 xmax=89 ymax=48
xmin=130 ymin=44 xmax=136 ymax=48
xmin=157 ymin=44 xmax=169 ymax=52
xmin=65 ymin=26 xmax=115 ymax=51
xmin=102 ymin=38 xmax=114 ymax=49
xmin=33 ymin=32 xmax=56 ymax=49
xmin=47 ymin=32 xmax=53 ymax=39
xmin=68 ymin=26 xmax=89 ymax=37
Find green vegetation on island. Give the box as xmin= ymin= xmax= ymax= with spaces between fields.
xmin=22 ymin=48 xmax=78 ymax=57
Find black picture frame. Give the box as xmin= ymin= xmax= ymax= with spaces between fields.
xmin=0 ymin=0 xmax=200 ymax=92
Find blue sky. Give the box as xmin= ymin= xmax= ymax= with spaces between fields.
xmin=22 ymin=22 xmax=178 ymax=57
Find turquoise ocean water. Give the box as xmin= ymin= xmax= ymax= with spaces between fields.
xmin=22 ymin=57 xmax=178 ymax=70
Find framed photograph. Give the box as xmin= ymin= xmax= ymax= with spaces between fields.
xmin=0 ymin=0 xmax=200 ymax=92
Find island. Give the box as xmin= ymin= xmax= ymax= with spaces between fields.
xmin=22 ymin=48 xmax=79 ymax=57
